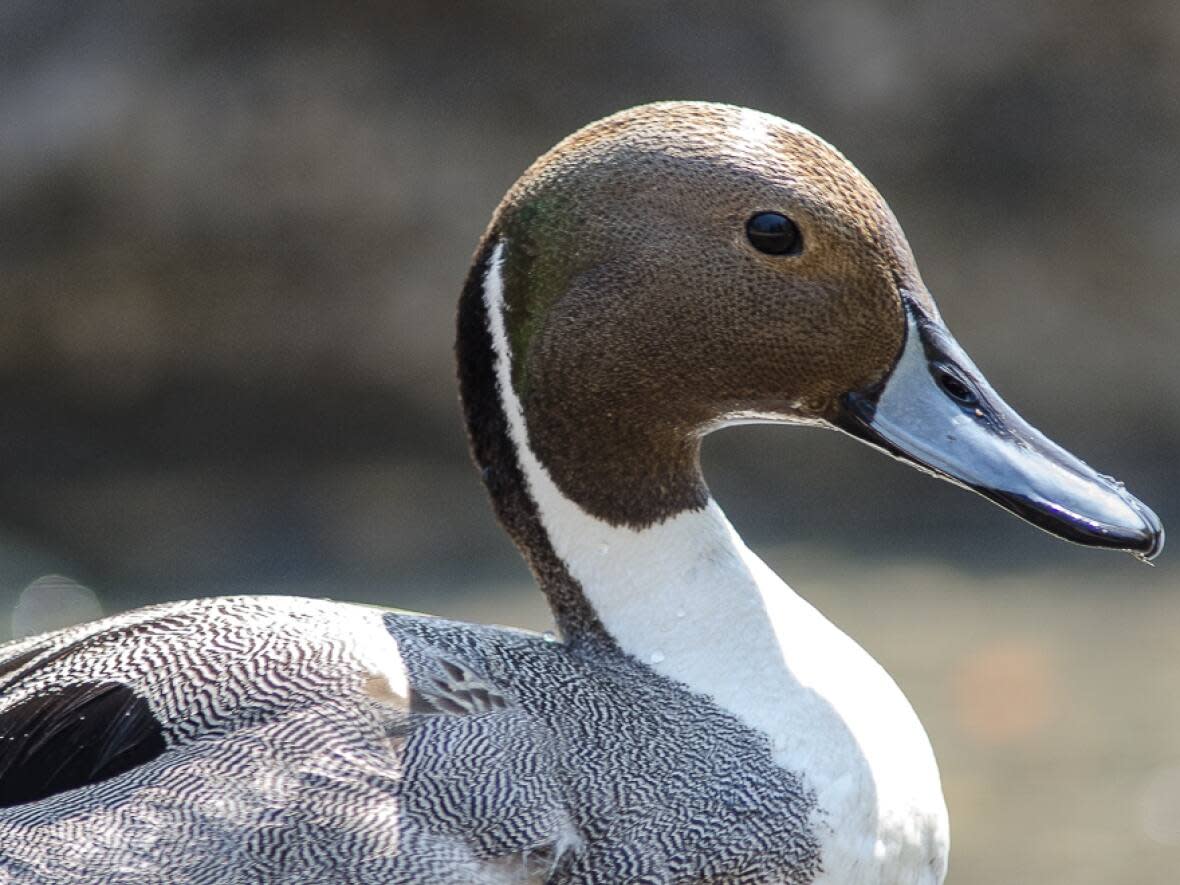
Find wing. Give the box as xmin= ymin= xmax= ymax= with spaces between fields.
xmin=0 ymin=678 xmax=165 ymax=808
xmin=0 ymin=597 xmax=577 ymax=884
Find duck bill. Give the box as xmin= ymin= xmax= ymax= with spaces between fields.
xmin=834 ymin=295 xmax=1164 ymax=560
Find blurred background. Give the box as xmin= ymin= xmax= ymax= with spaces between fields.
xmin=1 ymin=1 xmax=1177 ymax=881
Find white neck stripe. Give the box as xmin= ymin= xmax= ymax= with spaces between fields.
xmin=482 ymin=240 xmax=767 ymax=652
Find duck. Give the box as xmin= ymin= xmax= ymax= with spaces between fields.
xmin=0 ymin=101 xmax=1163 ymax=885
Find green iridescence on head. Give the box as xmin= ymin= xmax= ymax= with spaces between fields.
xmin=496 ymin=195 xmax=579 ymax=396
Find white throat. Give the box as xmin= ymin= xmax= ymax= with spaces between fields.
xmin=481 ymin=240 xmax=948 ymax=884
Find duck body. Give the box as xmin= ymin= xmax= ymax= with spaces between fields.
xmin=0 ymin=101 xmax=1161 ymax=883
xmin=0 ymin=592 xmax=941 ymax=884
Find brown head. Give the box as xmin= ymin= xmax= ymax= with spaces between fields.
xmin=489 ymin=102 xmax=920 ymax=524
xmin=457 ymin=101 xmax=1161 ymax=633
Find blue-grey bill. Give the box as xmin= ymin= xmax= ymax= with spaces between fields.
xmin=835 ymin=295 xmax=1164 ymax=561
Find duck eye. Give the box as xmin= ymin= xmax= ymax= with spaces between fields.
xmin=746 ymin=212 xmax=802 ymax=256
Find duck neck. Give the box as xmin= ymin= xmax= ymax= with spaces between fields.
xmin=458 ymin=238 xmax=788 ymax=663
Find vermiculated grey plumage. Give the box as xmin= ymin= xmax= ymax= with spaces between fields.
xmin=0 ymin=596 xmax=820 ymax=883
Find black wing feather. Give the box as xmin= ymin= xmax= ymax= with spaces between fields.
xmin=0 ymin=680 xmax=165 ymax=807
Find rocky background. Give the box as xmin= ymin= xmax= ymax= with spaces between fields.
xmin=1 ymin=3 xmax=1178 ymax=881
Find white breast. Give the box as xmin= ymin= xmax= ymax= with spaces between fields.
xmin=745 ymin=550 xmax=950 ymax=885
xmin=557 ymin=501 xmax=949 ymax=885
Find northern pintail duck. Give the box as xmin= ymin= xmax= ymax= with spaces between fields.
xmin=0 ymin=102 xmax=1163 ymax=884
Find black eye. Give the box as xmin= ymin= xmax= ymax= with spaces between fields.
xmin=935 ymin=367 xmax=978 ymax=406
xmin=746 ymin=212 xmax=802 ymax=256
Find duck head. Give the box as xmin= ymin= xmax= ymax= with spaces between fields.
xmin=461 ymin=101 xmax=1162 ymax=581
